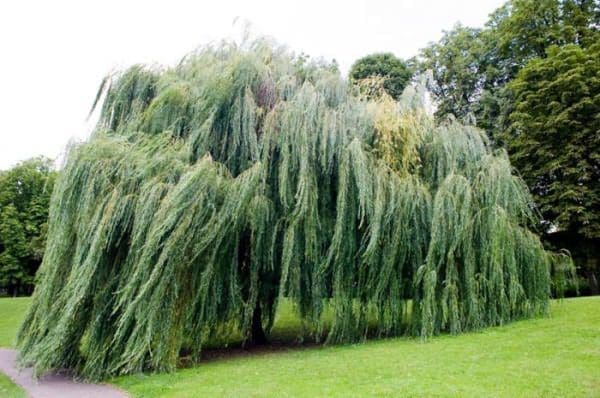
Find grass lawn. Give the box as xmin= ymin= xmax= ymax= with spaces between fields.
xmin=0 ymin=296 xmax=598 ymax=397
xmin=0 ymin=297 xmax=30 ymax=347
xmin=0 ymin=297 xmax=30 ymax=398
xmin=0 ymin=372 xmax=25 ymax=398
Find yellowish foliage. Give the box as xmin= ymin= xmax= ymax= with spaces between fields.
xmin=369 ymin=92 xmax=428 ymax=175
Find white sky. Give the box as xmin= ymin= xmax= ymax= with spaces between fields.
xmin=0 ymin=0 xmax=504 ymax=170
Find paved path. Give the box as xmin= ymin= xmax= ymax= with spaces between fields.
xmin=0 ymin=348 xmax=128 ymax=398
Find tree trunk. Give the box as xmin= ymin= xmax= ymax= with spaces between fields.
xmin=586 ymin=258 xmax=599 ymax=295
xmin=250 ymin=302 xmax=268 ymax=345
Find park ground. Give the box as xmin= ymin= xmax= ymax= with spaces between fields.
xmin=0 ymin=296 xmax=598 ymax=397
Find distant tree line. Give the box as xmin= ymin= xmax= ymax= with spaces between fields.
xmin=0 ymin=158 xmax=56 ymax=296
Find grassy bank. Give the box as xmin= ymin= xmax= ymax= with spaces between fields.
xmin=1 ymin=296 xmax=598 ymax=397
xmin=113 ymin=297 xmax=600 ymax=397
xmin=0 ymin=297 xmax=30 ymax=398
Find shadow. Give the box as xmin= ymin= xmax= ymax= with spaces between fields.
xmin=189 ymin=341 xmax=322 ymax=366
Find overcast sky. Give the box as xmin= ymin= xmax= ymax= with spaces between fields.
xmin=0 ymin=0 xmax=504 ymax=170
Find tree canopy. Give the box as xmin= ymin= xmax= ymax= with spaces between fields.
xmin=349 ymin=53 xmax=412 ymax=100
xmin=418 ymin=25 xmax=486 ymax=122
xmin=506 ymin=43 xmax=600 ymax=239
xmin=419 ymin=0 xmax=599 ymax=135
xmin=0 ymin=158 xmax=56 ymax=296
xmin=18 ymin=39 xmax=560 ymax=380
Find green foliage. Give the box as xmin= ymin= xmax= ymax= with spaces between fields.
xmin=417 ymin=0 xmax=599 ymax=287
xmin=349 ymin=53 xmax=412 ymax=100
xmin=18 ymin=39 xmax=555 ymax=380
xmin=419 ymin=0 xmax=599 ymax=135
xmin=0 ymin=158 xmax=56 ymax=296
xmin=506 ymin=43 xmax=600 ymax=239
xmin=419 ymin=25 xmax=486 ymax=122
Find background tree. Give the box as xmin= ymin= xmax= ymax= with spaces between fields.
xmin=506 ymin=43 xmax=600 ymax=292
xmin=481 ymin=0 xmax=599 ymax=136
xmin=349 ymin=53 xmax=413 ymax=100
xmin=0 ymin=157 xmax=56 ymax=296
xmin=418 ymin=25 xmax=486 ymax=122
xmin=419 ymin=0 xmax=599 ymax=137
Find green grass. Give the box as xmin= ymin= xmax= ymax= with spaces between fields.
xmin=0 ymin=297 xmax=30 ymax=398
xmin=115 ymin=297 xmax=600 ymax=397
xmin=0 ymin=296 xmax=599 ymax=397
xmin=0 ymin=372 xmax=25 ymax=398
xmin=0 ymin=297 xmax=30 ymax=347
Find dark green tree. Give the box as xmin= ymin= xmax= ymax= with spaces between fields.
xmin=481 ymin=0 xmax=599 ymax=135
xmin=419 ymin=0 xmax=599 ymax=135
xmin=349 ymin=53 xmax=412 ymax=100
xmin=506 ymin=43 xmax=600 ymax=291
xmin=418 ymin=25 xmax=486 ymax=122
xmin=0 ymin=157 xmax=56 ymax=296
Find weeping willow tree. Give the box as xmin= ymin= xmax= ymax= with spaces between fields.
xmin=18 ymin=38 xmax=558 ymax=380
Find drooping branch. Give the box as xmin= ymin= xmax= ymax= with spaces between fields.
xmin=18 ymin=38 xmax=556 ymax=380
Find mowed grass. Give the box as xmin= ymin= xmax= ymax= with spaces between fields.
xmin=0 ymin=297 xmax=30 ymax=347
xmin=0 ymin=296 xmax=598 ymax=397
xmin=0 ymin=297 xmax=30 ymax=398
xmin=0 ymin=372 xmax=25 ymax=398
xmin=115 ymin=297 xmax=600 ymax=397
